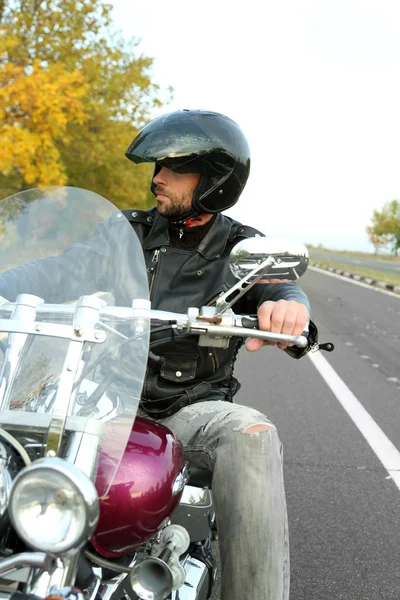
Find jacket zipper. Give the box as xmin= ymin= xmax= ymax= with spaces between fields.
xmin=144 ymin=249 xmax=160 ymax=399
xmin=149 ymin=249 xmax=160 ymax=298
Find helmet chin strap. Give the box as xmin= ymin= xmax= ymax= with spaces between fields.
xmin=167 ymin=210 xmax=201 ymax=228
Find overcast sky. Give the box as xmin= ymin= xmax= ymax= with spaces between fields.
xmin=111 ymin=0 xmax=400 ymax=251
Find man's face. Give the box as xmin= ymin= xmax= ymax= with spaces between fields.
xmin=153 ymin=166 xmax=200 ymax=219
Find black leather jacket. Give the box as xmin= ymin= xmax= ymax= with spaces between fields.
xmin=123 ymin=208 xmax=313 ymax=417
xmin=0 ymin=207 xmax=314 ymax=418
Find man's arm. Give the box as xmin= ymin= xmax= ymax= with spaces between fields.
xmin=0 ymin=219 xmax=114 ymax=303
xmin=241 ymin=281 xmax=311 ymax=352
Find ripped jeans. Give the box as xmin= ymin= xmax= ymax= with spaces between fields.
xmin=159 ymin=400 xmax=290 ymax=600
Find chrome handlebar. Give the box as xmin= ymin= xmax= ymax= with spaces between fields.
xmin=0 ymin=296 xmax=308 ymax=349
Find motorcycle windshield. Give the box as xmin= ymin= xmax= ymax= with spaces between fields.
xmin=0 ymin=187 xmax=150 ymax=496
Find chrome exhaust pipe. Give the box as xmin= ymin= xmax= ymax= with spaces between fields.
xmin=130 ymin=556 xmax=173 ymax=600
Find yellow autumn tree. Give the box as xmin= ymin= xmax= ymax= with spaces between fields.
xmin=0 ymin=59 xmax=88 ymax=186
xmin=0 ymin=0 xmax=169 ymax=208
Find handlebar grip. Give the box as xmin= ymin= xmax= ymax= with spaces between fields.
xmin=241 ymin=316 xmax=310 ymax=347
xmin=241 ymin=316 xmax=259 ymax=329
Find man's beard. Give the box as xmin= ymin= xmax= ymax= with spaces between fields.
xmin=158 ymin=202 xmax=191 ymax=219
xmin=156 ymin=190 xmax=193 ymax=219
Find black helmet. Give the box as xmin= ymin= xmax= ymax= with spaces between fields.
xmin=125 ymin=109 xmax=251 ymax=214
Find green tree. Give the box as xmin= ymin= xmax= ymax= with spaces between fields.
xmin=0 ymin=0 xmax=170 ymax=208
xmin=365 ymin=225 xmax=391 ymax=255
xmin=367 ymin=200 xmax=400 ymax=256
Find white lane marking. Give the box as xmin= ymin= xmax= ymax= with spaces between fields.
xmin=309 ymin=266 xmax=400 ymax=299
xmin=308 ymin=351 xmax=400 ymax=490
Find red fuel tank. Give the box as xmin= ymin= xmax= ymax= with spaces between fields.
xmin=91 ymin=417 xmax=185 ymax=557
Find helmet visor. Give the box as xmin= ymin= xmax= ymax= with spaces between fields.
xmin=125 ymin=111 xmax=237 ymax=166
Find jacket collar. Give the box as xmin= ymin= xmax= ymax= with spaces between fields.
xmin=142 ymin=210 xmax=170 ymax=250
xmin=143 ymin=210 xmax=232 ymax=260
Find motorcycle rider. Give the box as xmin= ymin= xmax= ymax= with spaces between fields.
xmin=123 ymin=109 xmax=313 ymax=600
xmin=0 ymin=109 xmax=314 ymax=600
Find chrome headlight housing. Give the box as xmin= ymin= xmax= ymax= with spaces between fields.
xmin=9 ymin=457 xmax=99 ymax=556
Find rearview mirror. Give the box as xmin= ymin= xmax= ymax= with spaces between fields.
xmin=229 ymin=236 xmax=309 ymax=281
xmin=215 ymin=236 xmax=309 ymax=315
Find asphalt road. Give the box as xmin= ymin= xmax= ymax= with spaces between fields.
xmin=230 ymin=268 xmax=400 ymax=600
xmin=310 ymin=250 xmax=400 ymax=276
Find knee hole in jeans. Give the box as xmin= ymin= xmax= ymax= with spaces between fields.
xmin=244 ymin=423 xmax=275 ymax=434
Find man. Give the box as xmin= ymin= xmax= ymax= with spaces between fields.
xmin=122 ymin=109 xmax=314 ymax=600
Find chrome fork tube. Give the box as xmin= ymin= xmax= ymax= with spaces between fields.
xmin=0 ymin=294 xmax=44 ymax=410
xmin=65 ymin=430 xmax=102 ymax=480
xmin=28 ymin=557 xmax=77 ymax=597
xmin=45 ymin=295 xmax=105 ymax=457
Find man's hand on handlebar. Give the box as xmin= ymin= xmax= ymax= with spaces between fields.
xmin=245 ymin=300 xmax=310 ymax=352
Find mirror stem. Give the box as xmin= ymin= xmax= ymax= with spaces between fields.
xmin=215 ymin=256 xmax=276 ymax=315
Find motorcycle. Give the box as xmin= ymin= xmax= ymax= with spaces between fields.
xmin=0 ymin=186 xmax=315 ymax=600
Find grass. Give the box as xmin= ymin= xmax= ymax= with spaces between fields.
xmin=308 ymin=245 xmax=400 ymax=263
xmin=309 ymin=258 xmax=400 ymax=287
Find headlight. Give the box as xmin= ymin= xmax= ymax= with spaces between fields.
xmin=9 ymin=457 xmax=99 ymax=556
